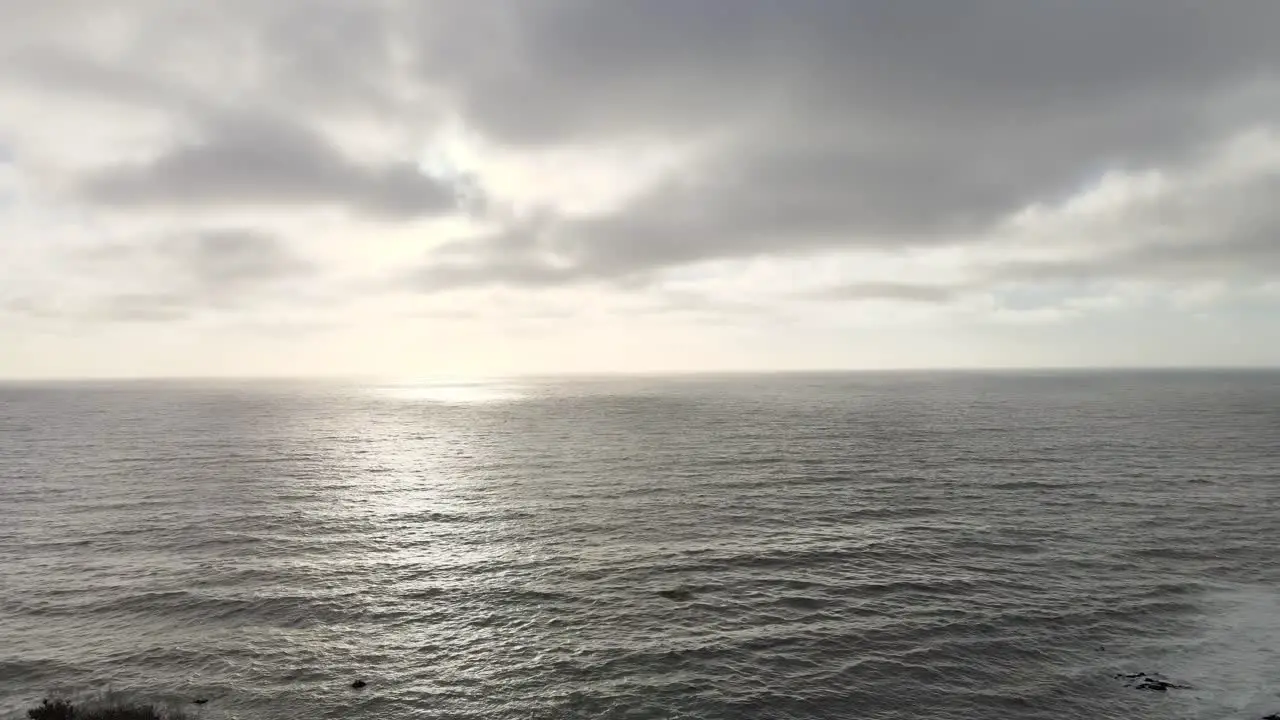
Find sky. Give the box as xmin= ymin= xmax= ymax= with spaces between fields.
xmin=2 ymin=1 xmax=1280 ymax=379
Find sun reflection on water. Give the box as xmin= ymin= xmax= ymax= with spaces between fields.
xmin=370 ymin=379 xmax=530 ymax=405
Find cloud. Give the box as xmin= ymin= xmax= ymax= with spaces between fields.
xmin=412 ymin=2 xmax=1278 ymax=144
xmin=79 ymin=112 xmax=476 ymax=218
xmin=413 ymin=119 xmax=1280 ymax=301
xmin=812 ymin=282 xmax=965 ymax=304
xmin=385 ymin=0 xmax=1280 ymax=290
xmin=4 ymin=0 xmax=1280 ymax=375
xmin=153 ymin=229 xmax=315 ymax=293
xmin=34 ymin=229 xmax=319 ymax=323
xmin=94 ymin=292 xmax=194 ymax=322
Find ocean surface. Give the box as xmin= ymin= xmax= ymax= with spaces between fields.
xmin=1 ymin=371 xmax=1278 ymax=720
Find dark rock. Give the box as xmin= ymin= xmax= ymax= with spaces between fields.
xmin=657 ymin=588 xmax=695 ymax=601
xmin=1117 ymin=672 xmax=1189 ymax=692
xmin=351 ymin=680 xmax=368 ymax=689
xmin=1135 ymin=679 xmax=1173 ymax=692
xmin=1259 ymin=714 xmax=1279 ymax=720
xmin=1116 ymin=666 xmax=1192 ymax=691
xmin=28 ymin=698 xmax=74 ymax=720
xmin=192 ymin=698 xmax=209 ymax=705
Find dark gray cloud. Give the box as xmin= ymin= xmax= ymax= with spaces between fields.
xmin=988 ymin=165 xmax=1280 ymax=286
xmin=253 ymin=1 xmax=400 ymax=112
xmin=414 ymin=1 xmax=1280 ymax=146
xmin=809 ymin=218 xmax=1280 ymax=305
xmin=391 ymin=1 xmax=1280 ymax=289
xmin=6 ymin=0 xmax=1280 ymax=300
xmin=812 ymin=282 xmax=965 ymax=304
xmin=410 ymin=0 xmax=1280 ymax=177
xmin=3 ymin=48 xmax=204 ymax=115
xmin=157 ymin=229 xmax=315 ymax=293
xmin=81 ymin=113 xmax=474 ymax=218
xmin=992 ymin=235 xmax=1280 ymax=286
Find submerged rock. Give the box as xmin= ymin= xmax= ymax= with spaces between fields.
xmin=1134 ymin=679 xmax=1184 ymax=692
xmin=1259 ymin=714 xmax=1279 ymax=720
xmin=192 ymin=698 xmax=209 ymax=705
xmin=1115 ymin=671 xmax=1190 ymax=692
xmin=657 ymin=588 xmax=695 ymax=601
xmin=351 ymin=679 xmax=368 ymax=689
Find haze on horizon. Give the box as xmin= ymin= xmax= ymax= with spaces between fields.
xmin=3 ymin=1 xmax=1280 ymax=379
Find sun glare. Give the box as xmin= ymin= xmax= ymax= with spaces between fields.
xmin=372 ymin=379 xmax=529 ymax=404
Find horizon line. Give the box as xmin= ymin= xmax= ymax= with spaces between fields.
xmin=2 ymin=364 xmax=1279 ymax=385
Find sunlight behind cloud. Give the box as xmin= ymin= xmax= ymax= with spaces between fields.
xmin=423 ymin=119 xmax=703 ymax=216
xmin=3 ymin=1 xmax=1280 ymax=376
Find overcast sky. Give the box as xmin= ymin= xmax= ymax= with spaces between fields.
xmin=3 ymin=1 xmax=1280 ymax=378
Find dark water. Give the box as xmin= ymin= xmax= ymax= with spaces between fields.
xmin=2 ymin=371 xmax=1278 ymax=720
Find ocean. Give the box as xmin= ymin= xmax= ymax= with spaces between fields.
xmin=1 ymin=371 xmax=1278 ymax=720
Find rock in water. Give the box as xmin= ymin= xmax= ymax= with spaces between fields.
xmin=657 ymin=588 xmax=694 ymax=601
xmin=351 ymin=679 xmax=368 ymax=689
xmin=192 ymin=698 xmax=209 ymax=705
xmin=1135 ymin=679 xmax=1172 ymax=692
xmin=1115 ymin=671 xmax=1190 ymax=692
